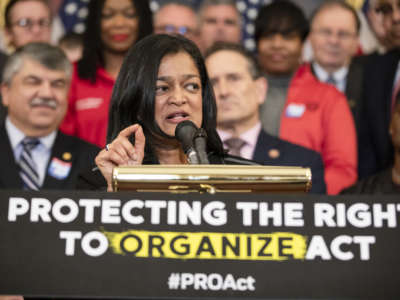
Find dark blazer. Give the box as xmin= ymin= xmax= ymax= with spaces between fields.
xmin=0 ymin=50 xmax=8 ymax=124
xmin=252 ymin=129 xmax=326 ymax=194
xmin=345 ymin=55 xmax=369 ymax=132
xmin=0 ymin=123 xmax=100 ymax=190
xmin=311 ymin=57 xmax=367 ymax=132
xmin=358 ymin=50 xmax=400 ymax=178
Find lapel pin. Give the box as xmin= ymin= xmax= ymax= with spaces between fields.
xmin=268 ymin=149 xmax=280 ymax=159
xmin=62 ymin=152 xmax=72 ymax=161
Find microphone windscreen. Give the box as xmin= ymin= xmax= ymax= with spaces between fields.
xmin=174 ymin=120 xmax=198 ymax=153
xmin=175 ymin=120 xmax=198 ymax=153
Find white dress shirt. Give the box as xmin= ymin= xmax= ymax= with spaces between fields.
xmin=313 ymin=62 xmax=349 ymax=93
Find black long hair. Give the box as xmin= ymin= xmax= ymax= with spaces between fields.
xmin=107 ymin=34 xmax=224 ymax=162
xmin=77 ymin=0 xmax=153 ymax=82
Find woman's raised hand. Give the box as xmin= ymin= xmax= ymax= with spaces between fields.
xmin=95 ymin=124 xmax=145 ymax=191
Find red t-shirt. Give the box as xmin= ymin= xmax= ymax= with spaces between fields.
xmin=60 ymin=65 xmax=115 ymax=147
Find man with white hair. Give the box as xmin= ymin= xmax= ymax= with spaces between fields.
xmin=0 ymin=43 xmax=99 ymax=190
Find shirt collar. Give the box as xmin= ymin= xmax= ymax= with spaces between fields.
xmin=313 ymin=62 xmax=349 ymax=83
xmin=217 ymin=122 xmax=261 ymax=148
xmin=6 ymin=117 xmax=58 ymax=151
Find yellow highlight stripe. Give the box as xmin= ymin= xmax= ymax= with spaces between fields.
xmin=104 ymin=230 xmax=307 ymax=261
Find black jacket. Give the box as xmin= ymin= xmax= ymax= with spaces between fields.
xmin=358 ymin=50 xmax=400 ymax=178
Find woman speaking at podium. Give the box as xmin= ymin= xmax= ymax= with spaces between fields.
xmin=78 ymin=34 xmax=253 ymax=191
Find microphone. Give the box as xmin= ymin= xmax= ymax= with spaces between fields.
xmin=194 ymin=128 xmax=210 ymax=164
xmin=175 ymin=120 xmax=199 ymax=164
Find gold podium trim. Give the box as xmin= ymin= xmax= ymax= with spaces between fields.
xmin=112 ymin=165 xmax=311 ymax=194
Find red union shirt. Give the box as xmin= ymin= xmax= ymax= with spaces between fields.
xmin=60 ymin=64 xmax=115 ymax=147
xmin=279 ymin=63 xmax=358 ymax=195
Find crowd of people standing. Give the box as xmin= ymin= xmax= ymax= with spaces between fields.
xmin=0 ymin=0 xmax=399 ymax=196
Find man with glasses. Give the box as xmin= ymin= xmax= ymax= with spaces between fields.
xmin=309 ymin=0 xmax=364 ymax=128
xmin=0 ymin=43 xmax=99 ymax=191
xmin=153 ymin=0 xmax=200 ymax=47
xmin=0 ymin=0 xmax=53 ymax=123
xmin=358 ymin=0 xmax=400 ymax=178
xmin=4 ymin=0 xmax=52 ymax=50
xmin=254 ymin=0 xmax=357 ymax=195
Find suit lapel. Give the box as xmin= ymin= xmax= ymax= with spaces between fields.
xmin=346 ymin=57 xmax=364 ymax=117
xmin=382 ymin=51 xmax=400 ymax=126
xmin=0 ymin=124 xmax=23 ymax=188
xmin=253 ymin=130 xmax=281 ymax=164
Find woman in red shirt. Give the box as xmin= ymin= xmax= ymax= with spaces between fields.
xmin=60 ymin=0 xmax=152 ymax=147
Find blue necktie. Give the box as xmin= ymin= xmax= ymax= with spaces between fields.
xmin=326 ymin=75 xmax=337 ymax=86
xmin=19 ymin=138 xmax=40 ymax=190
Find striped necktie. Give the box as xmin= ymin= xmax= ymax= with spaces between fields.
xmin=225 ymin=137 xmax=246 ymax=156
xmin=326 ymin=74 xmax=337 ymax=86
xmin=19 ymin=138 xmax=40 ymax=190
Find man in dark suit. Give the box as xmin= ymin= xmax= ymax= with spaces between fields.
xmin=358 ymin=0 xmax=400 ymax=178
xmin=0 ymin=42 xmax=99 ymax=190
xmin=308 ymin=0 xmax=364 ymax=128
xmin=205 ymin=42 xmax=326 ymax=193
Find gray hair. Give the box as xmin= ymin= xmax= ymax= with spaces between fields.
xmin=154 ymin=0 xmax=199 ymax=25
xmin=198 ymin=0 xmax=242 ymax=25
xmin=310 ymin=0 xmax=360 ymax=34
xmin=2 ymin=42 xmax=72 ymax=85
xmin=157 ymin=0 xmax=196 ymax=11
xmin=205 ymin=42 xmax=261 ymax=79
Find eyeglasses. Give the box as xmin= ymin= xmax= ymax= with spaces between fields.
xmin=11 ymin=18 xmax=51 ymax=31
xmin=313 ymin=28 xmax=357 ymax=41
xmin=375 ymin=1 xmax=400 ymax=16
xmin=155 ymin=25 xmax=197 ymax=37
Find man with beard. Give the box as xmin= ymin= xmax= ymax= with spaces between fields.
xmin=358 ymin=0 xmax=400 ymax=179
xmin=0 ymin=43 xmax=99 ymax=190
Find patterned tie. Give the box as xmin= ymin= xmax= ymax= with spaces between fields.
xmin=326 ymin=74 xmax=337 ymax=86
xmin=225 ymin=137 xmax=246 ymax=156
xmin=19 ymin=138 xmax=40 ymax=190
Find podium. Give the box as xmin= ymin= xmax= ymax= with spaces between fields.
xmin=0 ymin=166 xmax=399 ymax=299
xmin=112 ymin=165 xmax=312 ymax=194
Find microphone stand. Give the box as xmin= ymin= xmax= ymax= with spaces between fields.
xmin=193 ymin=128 xmax=209 ymax=164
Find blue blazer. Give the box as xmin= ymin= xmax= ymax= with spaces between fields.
xmin=252 ymin=129 xmax=326 ymax=194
